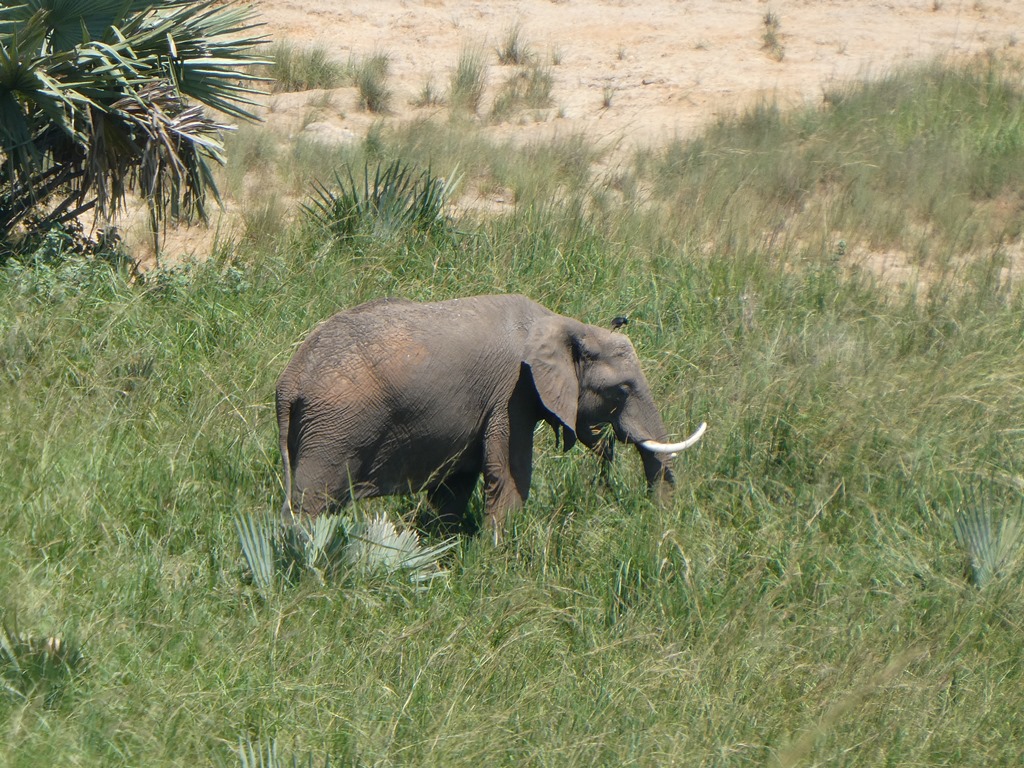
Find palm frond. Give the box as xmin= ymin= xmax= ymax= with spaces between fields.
xmin=19 ymin=0 xmax=133 ymax=51
xmin=1 ymin=1 xmax=267 ymax=245
xmin=235 ymin=510 xmax=277 ymax=592
xmin=237 ymin=737 xmax=333 ymax=768
xmin=280 ymin=513 xmax=350 ymax=584
xmin=345 ymin=513 xmax=458 ymax=583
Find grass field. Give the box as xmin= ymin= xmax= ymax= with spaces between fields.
xmin=2 ymin=57 xmax=1023 ymax=766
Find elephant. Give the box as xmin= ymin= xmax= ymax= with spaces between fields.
xmin=275 ymin=294 xmax=705 ymax=541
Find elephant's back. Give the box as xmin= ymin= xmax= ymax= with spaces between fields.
xmin=290 ymin=297 xmax=417 ymax=370
xmin=282 ymin=294 xmax=538 ymax=397
xmin=304 ymin=294 xmax=539 ymax=355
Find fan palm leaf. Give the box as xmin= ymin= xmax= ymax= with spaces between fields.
xmin=954 ymin=504 xmax=1024 ymax=587
xmin=235 ymin=510 xmax=457 ymax=594
xmin=344 ymin=513 xmax=458 ymax=583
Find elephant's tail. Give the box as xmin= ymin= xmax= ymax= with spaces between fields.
xmin=276 ymin=388 xmax=301 ymax=521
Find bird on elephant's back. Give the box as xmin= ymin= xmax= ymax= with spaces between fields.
xmin=275 ymin=293 xmax=706 ymax=543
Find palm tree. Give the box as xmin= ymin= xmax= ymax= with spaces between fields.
xmin=0 ymin=1 xmax=267 ymax=252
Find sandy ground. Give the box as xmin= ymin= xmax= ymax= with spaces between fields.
xmin=128 ymin=0 xmax=1024 ymax=266
xmin=253 ymin=0 xmax=1023 ymax=145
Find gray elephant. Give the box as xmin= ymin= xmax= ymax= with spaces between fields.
xmin=275 ymin=294 xmax=705 ymax=541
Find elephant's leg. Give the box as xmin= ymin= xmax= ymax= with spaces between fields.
xmin=292 ymin=455 xmax=356 ymax=518
xmin=481 ymin=409 xmax=536 ymax=543
xmin=422 ymin=473 xmax=480 ymax=537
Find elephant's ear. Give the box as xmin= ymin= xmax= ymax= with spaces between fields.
xmin=524 ymin=317 xmax=579 ymax=434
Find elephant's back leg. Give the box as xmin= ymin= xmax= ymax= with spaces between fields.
xmin=290 ymin=428 xmax=364 ymax=516
xmin=422 ymin=473 xmax=480 ymax=536
xmin=288 ymin=378 xmax=389 ymax=515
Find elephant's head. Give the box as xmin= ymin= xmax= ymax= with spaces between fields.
xmin=524 ymin=316 xmax=705 ymax=491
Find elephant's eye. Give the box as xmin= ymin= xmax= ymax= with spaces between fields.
xmin=605 ymin=382 xmax=631 ymax=400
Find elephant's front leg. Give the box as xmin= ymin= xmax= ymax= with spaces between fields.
xmin=481 ymin=409 xmax=536 ymax=543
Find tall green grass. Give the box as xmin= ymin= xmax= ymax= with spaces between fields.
xmin=449 ymin=46 xmax=488 ymax=115
xmin=265 ymin=41 xmax=347 ymax=93
xmin=353 ymin=52 xmax=392 ymax=113
xmin=2 ymin=56 xmax=1024 ymax=766
xmin=491 ymin=64 xmax=554 ymax=122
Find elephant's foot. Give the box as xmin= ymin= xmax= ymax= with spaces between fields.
xmin=482 ymin=492 xmax=524 ymax=545
xmin=419 ymin=508 xmax=478 ymax=538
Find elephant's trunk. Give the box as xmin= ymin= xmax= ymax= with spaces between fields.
xmin=639 ymin=443 xmax=676 ymax=491
xmin=637 ymin=422 xmax=706 ymax=493
xmin=615 ymin=390 xmax=694 ymax=491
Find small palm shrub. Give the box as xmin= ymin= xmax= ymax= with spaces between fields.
xmin=237 ymin=738 xmax=334 ymax=768
xmin=1 ymin=619 xmax=84 ymax=707
xmin=304 ymin=159 xmax=459 ymax=240
xmin=236 ymin=512 xmax=353 ymax=589
xmin=953 ymin=500 xmax=1024 ymax=587
xmin=236 ymin=510 xmax=457 ymax=594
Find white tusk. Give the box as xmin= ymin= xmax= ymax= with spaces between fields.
xmin=640 ymin=422 xmax=707 ymax=457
